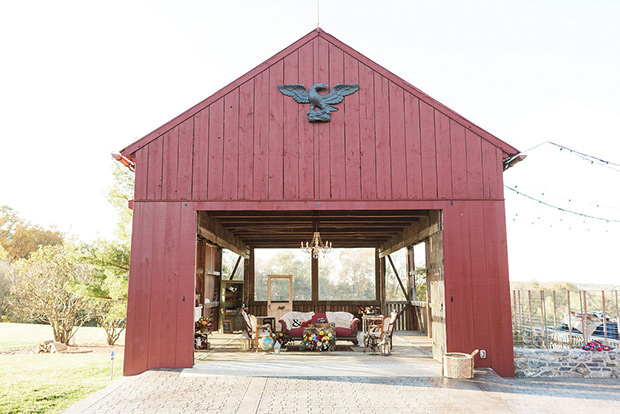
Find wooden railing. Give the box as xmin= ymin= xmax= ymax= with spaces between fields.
xmin=248 ymin=300 xmax=426 ymax=332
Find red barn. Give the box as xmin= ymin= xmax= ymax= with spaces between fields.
xmin=120 ymin=28 xmax=519 ymax=377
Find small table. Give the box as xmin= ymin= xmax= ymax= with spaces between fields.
xmin=256 ymin=316 xmax=276 ymax=332
xmin=362 ymin=315 xmax=384 ymax=333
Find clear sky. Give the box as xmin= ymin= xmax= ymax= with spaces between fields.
xmin=1 ymin=1 xmax=618 ymax=284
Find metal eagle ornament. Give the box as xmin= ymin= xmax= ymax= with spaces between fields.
xmin=277 ymin=83 xmax=359 ymax=122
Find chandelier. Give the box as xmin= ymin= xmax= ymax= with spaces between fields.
xmin=301 ymin=231 xmax=332 ymax=258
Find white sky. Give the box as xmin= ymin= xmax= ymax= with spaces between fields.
xmin=1 ymin=1 xmax=618 ymax=285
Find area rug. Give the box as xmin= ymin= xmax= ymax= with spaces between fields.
xmin=282 ymin=345 xmax=354 ymax=352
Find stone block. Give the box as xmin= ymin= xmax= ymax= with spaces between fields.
xmin=571 ymin=363 xmax=590 ymax=377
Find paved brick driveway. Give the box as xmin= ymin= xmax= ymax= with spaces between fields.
xmin=64 ymin=333 xmax=620 ymax=413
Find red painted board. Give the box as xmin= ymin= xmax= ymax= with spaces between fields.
xmin=175 ymin=204 xmax=197 ymax=367
xmin=268 ymin=60 xmax=284 ymax=200
xmin=359 ymin=63 xmax=376 ymax=199
xmin=146 ymin=136 xmax=163 ymax=200
xmin=223 ymin=89 xmax=239 ymax=200
xmin=317 ymin=37 xmax=330 ymax=199
xmin=435 ymin=112 xmax=452 ymax=199
xmin=160 ymin=203 xmax=180 ymax=367
xmin=388 ymin=82 xmax=406 ymax=199
xmin=450 ymin=120 xmax=467 ymax=199
xmin=374 ymin=73 xmax=391 ymax=200
xmin=192 ymin=108 xmax=209 ymax=200
xmin=343 ymin=52 xmax=361 ymax=200
xmin=177 ymin=118 xmax=194 ymax=200
xmin=329 ymin=43 xmax=346 ymax=199
xmin=147 ymin=203 xmax=166 ymax=368
xmin=253 ymin=70 xmax=269 ymax=199
xmin=465 ymin=130 xmax=484 ymax=199
xmin=481 ymin=140 xmax=498 ymax=199
xmin=459 ymin=202 xmax=476 ymax=356
xmin=208 ymin=99 xmax=224 ymax=200
xmin=162 ymin=126 xmax=179 ymax=200
xmin=404 ymin=93 xmax=422 ymax=199
xmin=134 ymin=149 xmax=148 ymax=200
xmin=123 ymin=201 xmax=143 ymax=375
xmin=126 ymin=202 xmax=154 ymax=374
xmin=496 ymin=148 xmax=505 ymax=200
xmin=283 ymin=51 xmax=300 ymax=200
xmin=298 ymin=40 xmax=315 ymax=199
xmin=489 ymin=201 xmax=515 ymax=376
xmin=238 ymin=80 xmax=254 ymax=200
xmin=419 ymin=102 xmax=437 ymax=199
xmin=468 ymin=201 xmax=491 ymax=368
xmin=442 ymin=207 xmax=465 ymax=352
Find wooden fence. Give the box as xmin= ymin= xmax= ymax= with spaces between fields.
xmin=511 ymin=290 xmax=620 ymax=349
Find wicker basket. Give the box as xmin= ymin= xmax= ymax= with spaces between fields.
xmin=442 ymin=350 xmax=478 ymax=379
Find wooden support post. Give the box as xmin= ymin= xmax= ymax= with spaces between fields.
xmin=247 ymin=248 xmax=255 ymax=305
xmin=602 ymin=291 xmax=608 ymax=344
xmin=380 ymin=256 xmax=386 ymax=315
xmin=406 ymin=245 xmax=416 ymax=330
xmin=375 ymin=248 xmax=381 ymax=303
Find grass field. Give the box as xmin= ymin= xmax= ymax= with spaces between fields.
xmin=0 ymin=322 xmax=125 ymax=351
xmin=0 ymin=323 xmax=124 ymax=414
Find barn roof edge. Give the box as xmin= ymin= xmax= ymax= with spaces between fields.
xmin=121 ymin=28 xmax=519 ymax=158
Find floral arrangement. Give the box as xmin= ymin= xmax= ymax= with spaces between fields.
xmin=195 ymin=317 xmax=214 ymax=334
xmin=274 ymin=332 xmax=290 ymax=346
xmin=582 ymin=340 xmax=614 ymax=351
xmin=357 ymin=305 xmax=379 ymax=320
xmin=300 ymin=329 xmax=335 ymax=351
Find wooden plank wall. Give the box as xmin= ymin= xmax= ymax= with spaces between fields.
xmin=442 ymin=200 xmax=514 ymax=377
xmin=124 ymin=202 xmax=196 ymax=376
xmin=132 ymin=37 xmax=506 ymax=204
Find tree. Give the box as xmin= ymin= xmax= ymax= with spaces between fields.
xmin=75 ymin=239 xmax=129 ymax=344
xmin=108 ymin=162 xmax=134 ymax=245
xmin=10 ymin=245 xmax=94 ymax=344
xmin=0 ymin=205 xmax=63 ymax=260
xmin=0 ymin=245 xmax=12 ymax=321
xmin=70 ymin=161 xmax=134 ymax=344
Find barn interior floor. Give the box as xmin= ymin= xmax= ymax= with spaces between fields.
xmin=189 ymin=331 xmax=439 ymax=377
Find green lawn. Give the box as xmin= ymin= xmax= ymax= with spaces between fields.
xmin=0 ymin=322 xmax=125 ymax=350
xmin=0 ymin=323 xmax=124 ymax=413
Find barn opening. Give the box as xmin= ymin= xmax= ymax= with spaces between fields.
xmin=194 ymin=209 xmax=445 ymax=361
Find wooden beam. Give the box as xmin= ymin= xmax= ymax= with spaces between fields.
xmin=379 ymin=211 xmax=442 ymax=257
xmin=387 ymin=254 xmax=410 ymax=302
xmin=197 ymin=212 xmax=249 ymax=258
xmin=228 ymin=255 xmax=242 ymax=280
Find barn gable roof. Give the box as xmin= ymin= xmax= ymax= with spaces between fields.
xmin=121 ymin=28 xmax=518 ymax=157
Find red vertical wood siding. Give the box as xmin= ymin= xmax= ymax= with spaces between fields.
xmin=124 ymin=202 xmax=196 ymax=375
xmin=329 ymin=44 xmax=346 ymax=200
xmin=343 ymin=53 xmax=361 ymax=200
xmin=389 ymin=81 xmax=407 ymax=199
xmin=268 ymin=60 xmax=284 ymax=200
xmin=124 ymin=30 xmax=518 ymax=377
xmin=298 ymin=41 xmax=315 ymax=199
xmin=443 ymin=200 xmax=514 ymax=377
xmin=283 ymin=51 xmax=300 ymax=200
xmin=238 ymin=80 xmax=254 ymax=200
xmin=223 ymin=91 xmax=239 ymax=200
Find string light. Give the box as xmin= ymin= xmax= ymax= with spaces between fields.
xmin=521 ymin=141 xmax=620 ymax=173
xmin=505 ymin=186 xmax=620 ymax=223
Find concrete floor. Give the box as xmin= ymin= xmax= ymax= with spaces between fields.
xmin=64 ymin=332 xmax=620 ymax=413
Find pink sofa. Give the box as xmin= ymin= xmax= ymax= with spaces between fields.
xmin=279 ymin=312 xmax=360 ymax=345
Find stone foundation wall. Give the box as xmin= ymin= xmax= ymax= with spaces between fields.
xmin=514 ymin=348 xmax=619 ymax=378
